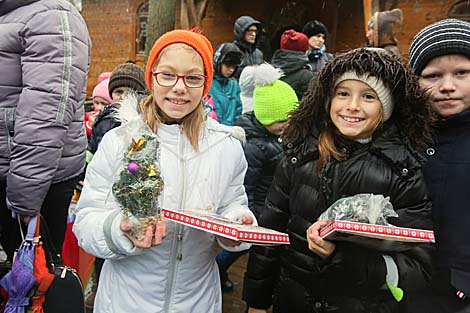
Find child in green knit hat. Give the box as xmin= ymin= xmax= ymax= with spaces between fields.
xmin=216 ymin=63 xmax=298 ymax=291
xmin=252 ymin=63 xmax=298 ymax=134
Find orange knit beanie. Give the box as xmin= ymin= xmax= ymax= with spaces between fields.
xmin=145 ymin=29 xmax=214 ymax=96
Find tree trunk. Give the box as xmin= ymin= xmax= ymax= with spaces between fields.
xmin=144 ymin=0 xmax=177 ymax=66
xmin=180 ymin=0 xmax=209 ymax=29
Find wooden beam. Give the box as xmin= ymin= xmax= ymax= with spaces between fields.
xmin=363 ymin=0 xmax=372 ymax=34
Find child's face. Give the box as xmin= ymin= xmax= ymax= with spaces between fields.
xmin=330 ymin=80 xmax=382 ymax=140
xmin=265 ymin=121 xmax=288 ymax=136
xmin=221 ymin=63 xmax=236 ymax=78
xmin=152 ymin=45 xmax=204 ymax=122
xmin=93 ymin=96 xmax=109 ymax=112
xmin=112 ymin=86 xmax=129 ymax=102
xmin=419 ymin=54 xmax=470 ymax=118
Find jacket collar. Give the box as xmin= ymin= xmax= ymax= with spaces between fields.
xmin=287 ymin=123 xmax=425 ymax=168
xmin=436 ymin=109 xmax=470 ymax=129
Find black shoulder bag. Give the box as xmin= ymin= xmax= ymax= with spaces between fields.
xmin=40 ymin=216 xmax=85 ymax=313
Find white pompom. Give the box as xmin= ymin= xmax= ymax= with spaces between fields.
xmin=253 ymin=62 xmax=283 ymax=87
xmin=115 ymin=92 xmax=141 ymax=124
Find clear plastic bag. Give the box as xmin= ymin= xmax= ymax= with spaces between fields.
xmin=112 ymin=133 xmax=164 ymax=240
xmin=319 ymin=194 xmax=398 ymax=225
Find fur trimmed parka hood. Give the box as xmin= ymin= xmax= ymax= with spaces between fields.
xmin=283 ymin=48 xmax=434 ymax=150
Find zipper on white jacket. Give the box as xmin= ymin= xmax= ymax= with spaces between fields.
xmin=164 ymin=126 xmax=187 ymax=312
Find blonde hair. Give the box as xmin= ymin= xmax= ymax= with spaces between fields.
xmin=140 ymin=95 xmax=204 ymax=151
xmin=141 ymin=43 xmax=205 ymax=152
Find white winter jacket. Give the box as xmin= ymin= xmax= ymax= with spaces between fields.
xmin=73 ymin=115 xmax=255 ymax=313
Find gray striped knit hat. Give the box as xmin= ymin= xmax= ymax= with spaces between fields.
xmin=409 ymin=19 xmax=470 ymax=75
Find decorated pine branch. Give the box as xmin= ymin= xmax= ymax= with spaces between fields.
xmin=112 ymin=134 xmax=164 ymax=239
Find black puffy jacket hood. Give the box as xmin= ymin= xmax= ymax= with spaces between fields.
xmin=271 ymin=49 xmax=309 ymax=75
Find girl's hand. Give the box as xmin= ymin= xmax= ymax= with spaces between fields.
xmin=248 ymin=308 xmax=267 ymax=313
xmin=120 ymin=218 xmax=167 ymax=249
xmin=306 ymin=220 xmax=336 ymax=258
xmin=217 ymin=215 xmax=254 ymax=247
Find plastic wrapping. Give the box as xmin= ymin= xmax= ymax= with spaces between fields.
xmin=112 ymin=133 xmax=164 ymax=239
xmin=319 ymin=194 xmax=398 ymax=225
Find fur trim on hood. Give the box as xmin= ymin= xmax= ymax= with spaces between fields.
xmin=283 ymin=48 xmax=434 ymax=151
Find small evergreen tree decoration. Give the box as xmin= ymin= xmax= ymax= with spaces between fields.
xmin=112 ymin=134 xmax=164 ymax=239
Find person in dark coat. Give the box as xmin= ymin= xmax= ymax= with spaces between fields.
xmin=0 ymin=0 xmax=91 ymax=260
xmin=301 ymin=20 xmax=333 ymax=73
xmin=271 ymin=29 xmax=314 ymax=100
xmin=216 ymin=63 xmax=298 ymax=292
xmin=243 ymin=48 xmax=434 ymax=313
xmin=407 ymin=18 xmax=470 ymax=313
xmin=233 ymin=15 xmax=264 ymax=79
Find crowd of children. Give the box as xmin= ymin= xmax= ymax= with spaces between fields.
xmin=9 ymin=12 xmax=466 ymax=313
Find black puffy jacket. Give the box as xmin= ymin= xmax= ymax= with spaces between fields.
xmin=243 ymin=123 xmax=434 ymax=313
xmin=234 ymin=112 xmax=283 ymax=218
xmin=271 ymin=49 xmax=314 ymax=100
xmin=87 ymin=104 xmax=121 ymax=159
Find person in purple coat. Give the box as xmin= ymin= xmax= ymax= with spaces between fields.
xmin=0 ymin=0 xmax=91 ymax=260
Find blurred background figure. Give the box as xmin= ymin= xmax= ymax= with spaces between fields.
xmin=239 ymin=65 xmax=257 ymax=113
xmin=233 ymin=15 xmax=264 ymax=79
xmin=271 ymin=29 xmax=314 ymax=100
xmin=366 ymin=8 xmax=403 ymax=56
xmin=209 ymin=42 xmax=243 ymax=126
xmin=301 ymin=20 xmax=333 ymax=73
xmin=84 ymin=78 xmax=113 ymax=138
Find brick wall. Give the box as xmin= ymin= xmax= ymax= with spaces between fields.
xmin=82 ymin=0 xmax=460 ymax=95
xmin=395 ymin=0 xmax=456 ymax=59
xmin=83 ymin=0 xmax=143 ymax=95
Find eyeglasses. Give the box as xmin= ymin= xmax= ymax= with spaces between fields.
xmin=245 ymin=29 xmax=258 ymax=34
xmin=152 ymin=71 xmax=206 ymax=88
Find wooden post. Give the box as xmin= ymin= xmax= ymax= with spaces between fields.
xmin=363 ymin=0 xmax=372 ymax=34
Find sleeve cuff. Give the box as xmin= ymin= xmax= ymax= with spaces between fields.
xmin=103 ymin=210 xmax=142 ymax=256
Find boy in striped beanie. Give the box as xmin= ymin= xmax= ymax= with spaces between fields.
xmin=408 ymin=18 xmax=470 ymax=313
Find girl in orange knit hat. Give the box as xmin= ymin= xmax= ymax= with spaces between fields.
xmin=73 ymin=29 xmax=256 ymax=313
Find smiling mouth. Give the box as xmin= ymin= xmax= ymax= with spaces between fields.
xmin=168 ymin=98 xmax=189 ymax=105
xmin=435 ymin=98 xmax=459 ymax=102
xmin=341 ymin=115 xmax=365 ymax=123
